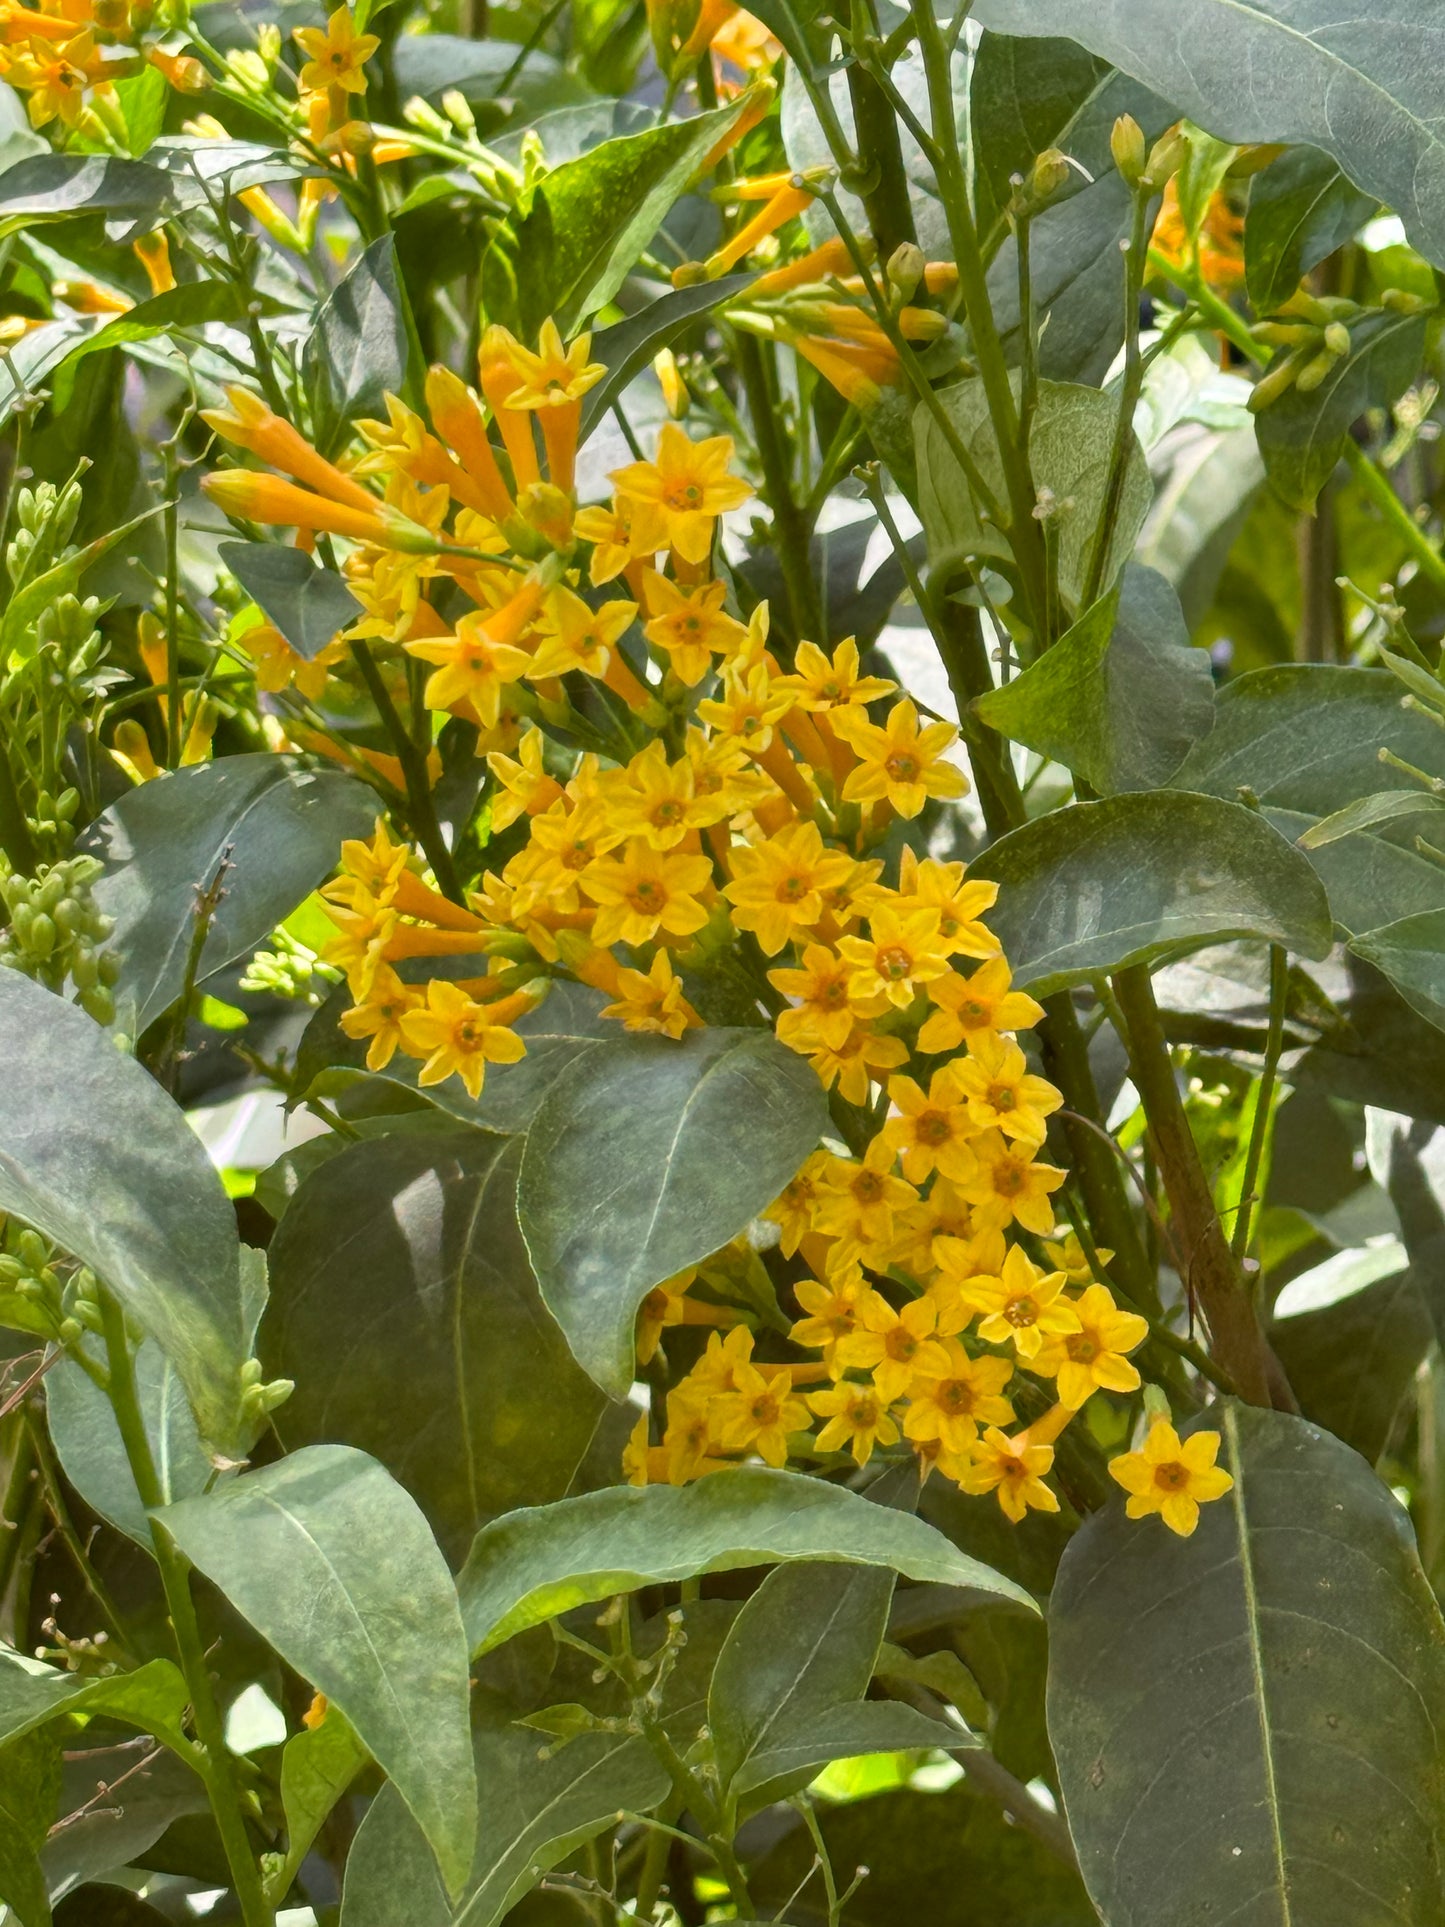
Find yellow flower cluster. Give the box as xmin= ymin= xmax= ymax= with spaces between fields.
xmin=208 ymin=317 xmax=1231 ymax=1536
xmin=0 ymin=0 xmax=203 ymax=135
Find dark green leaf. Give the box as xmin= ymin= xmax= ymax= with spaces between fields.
xmin=971 ymin=0 xmax=1445 ymax=272
xmin=264 ymin=1131 xmax=612 ymax=1562
xmin=55 ymin=282 xmax=251 ymax=374
xmin=339 ymin=1779 xmax=449 ymax=1927
xmin=42 ymin=1744 xmax=207 ymax=1903
xmin=1246 ymin=144 xmax=1377 ymax=311
xmin=578 ymin=274 xmax=752 ymax=445
xmin=517 ymin=1027 xmax=829 ymax=1395
xmin=46 ymin=1340 xmax=210 ymax=1547
xmin=735 ymin=1700 xmax=970 ymax=1799
xmin=219 ymin=541 xmax=362 ymax=660
xmin=54 ymin=1892 xmax=171 ymax=1927
xmin=1270 ymin=807 xmax=1445 ymax=936
xmin=973 ymin=564 xmax=1214 ymax=792
xmin=389 ymin=32 xmax=560 ymax=101
xmin=1049 ymin=1401 xmax=1445 ymax=1925
xmin=306 ymin=236 xmax=423 ymax=454
xmin=83 ymin=752 xmax=376 ymax=1036
xmin=269 ymin=1707 xmax=370 ymax=1905
xmin=157 ymin=1444 xmax=477 ymax=1895
xmin=0 ymin=1731 xmax=61 ymax=1927
xmin=916 ymin=375 xmax=1150 ymax=606
xmin=1256 ymin=306 xmax=1427 ymax=509
xmin=0 ymin=1649 xmax=190 ymax=1753
xmin=457 ymin=1467 xmax=1037 ymax=1655
xmin=1368 ymin=1109 xmax=1445 ymax=1342
xmin=1298 ymin=788 xmax=1445 ymax=849
xmin=1351 ymin=910 xmax=1445 ymax=1032
xmin=973 ymin=792 xmax=1333 ymax=994
xmin=0 ymin=972 xmax=246 ymax=1451
xmin=1271 ymin=1266 xmax=1430 ymax=1464
xmin=0 ymin=153 xmax=174 ymax=240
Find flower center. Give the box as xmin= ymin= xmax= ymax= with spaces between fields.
xmin=878 ymin=945 xmax=912 ymax=980
xmin=988 ymin=1083 xmax=1017 ymax=1112
xmin=629 ymin=880 xmax=664 ymax=911
xmin=885 ymin=1328 xmax=917 ymax=1361
xmin=777 ymin=874 xmax=809 ymax=902
xmin=885 ymin=751 xmax=919 ymax=782
xmin=1004 ymin=1295 xmax=1039 ymax=1328
xmin=1154 ymin=1462 xmax=1190 ymax=1492
xmin=1066 ymin=1333 xmax=1098 ymax=1363
xmin=917 ymin=1110 xmax=952 ymax=1145
xmin=938 ymin=1381 xmax=975 ymax=1415
xmin=853 ymin=1171 xmax=885 ymax=1204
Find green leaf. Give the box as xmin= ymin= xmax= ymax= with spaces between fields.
xmin=157 ymin=1444 xmax=477 ymax=1896
xmin=457 ymin=1467 xmax=1037 ymax=1655
xmin=54 ymin=282 xmax=251 ymax=375
xmin=493 ymin=98 xmax=753 ymax=338
xmin=268 ymin=1707 xmax=370 ymax=1905
xmin=264 ymin=1131 xmax=612 ymax=1562
xmin=0 ymin=1648 xmax=190 ymax=1754
xmin=516 ymin=1027 xmax=829 ymax=1395
xmin=0 ymin=1731 xmax=61 ymax=1927
xmin=970 ymin=0 xmax=1445 ymax=272
xmin=734 ymin=1701 xmax=969 ymax=1800
xmin=340 ymin=1724 xmax=669 ymax=1927
xmin=45 ymin=1340 xmax=210 ymax=1548
xmin=709 ymin=1561 xmax=896 ymax=1805
xmin=0 ymin=153 xmax=174 ymax=240
xmin=296 ymin=978 xmax=615 ymax=1135
xmin=82 ymin=753 xmax=376 ymax=1036
xmin=306 ymin=235 xmax=423 ymax=455
xmin=1271 ymin=1267 xmax=1431 ymax=1465
xmin=1246 ymin=145 xmax=1377 ymax=311
xmin=1256 ymin=306 xmax=1427 ymax=509
xmin=578 ymin=274 xmax=753 ymax=445
xmin=1367 ymin=1109 xmax=1445 ymax=1343
xmin=916 ymin=375 xmax=1150 ymax=606
xmin=114 ymin=64 xmax=167 ymax=157
xmin=1298 ymin=788 xmax=1445 ymax=849
xmin=42 ymin=1743 xmax=207 ymax=1904
xmin=1350 ymin=910 xmax=1445 ymax=1033
xmin=973 ymin=792 xmax=1333 ymax=994
xmin=0 ymin=972 xmax=246 ymax=1451
xmin=973 ymin=564 xmax=1215 ymax=792
xmin=1048 ymin=1401 xmax=1445 ymax=1925
xmin=219 ymin=541 xmax=362 ymax=660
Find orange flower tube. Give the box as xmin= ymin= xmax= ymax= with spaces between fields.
xmin=203 ymin=387 xmax=381 ymax=514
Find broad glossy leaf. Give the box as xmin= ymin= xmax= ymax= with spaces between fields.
xmin=1049 ymin=1402 xmax=1445 ymax=1925
xmin=916 ymin=375 xmax=1150 ymax=606
xmin=1246 ymin=144 xmax=1377 ymax=311
xmin=1271 ymin=1267 xmax=1431 ymax=1464
xmin=973 ymin=792 xmax=1333 ymax=994
xmin=268 ymin=1707 xmax=370 ymax=1905
xmin=973 ymin=564 xmax=1214 ymax=792
xmin=0 ymin=972 xmax=246 ymax=1450
xmin=45 ymin=1341 xmax=209 ymax=1547
xmin=1257 ymin=306 xmax=1427 ymax=508
xmin=83 ymin=753 xmax=375 ymax=1036
xmin=265 ymin=1131 xmax=612 ymax=1562
xmin=0 ymin=1649 xmax=189 ymax=1753
xmin=54 ymin=282 xmax=250 ymax=374
xmin=157 ymin=1444 xmax=477 ymax=1895
xmin=1350 ymin=911 xmax=1445 ymax=1033
xmin=458 ymin=1467 xmax=1036 ymax=1654
xmin=220 ymin=540 xmax=362 ymax=660
xmin=341 ymin=1723 xmax=668 ymax=1927
xmin=297 ymin=977 xmax=615 ymax=1135
xmin=971 ymin=0 xmax=1445 ymax=271
xmin=42 ymin=1744 xmax=207 ymax=1904
xmin=1368 ymin=1108 xmax=1445 ymax=1342
xmin=734 ymin=1700 xmax=969 ymax=1798
xmin=0 ymin=1731 xmax=61 ymax=1927
xmin=307 ymin=235 xmax=422 ymax=454
xmin=517 ymin=1027 xmax=829 ymax=1395
xmin=0 ymin=152 xmax=173 ymax=239
xmin=578 ymin=275 xmax=752 ymax=444
xmin=389 ymin=31 xmax=561 ymax=100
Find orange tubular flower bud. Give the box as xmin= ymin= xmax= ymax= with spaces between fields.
xmin=132 ymin=230 xmax=175 ymax=296
xmin=203 ymin=469 xmax=407 ymax=545
xmin=147 ymin=44 xmax=208 ymax=91
xmin=704 ymin=181 xmax=812 ymax=278
xmin=202 ymin=387 xmax=380 ymax=513
xmin=424 ymin=365 xmax=515 ymax=522
xmin=697 ymin=76 xmax=774 ymax=175
xmin=749 ymin=237 xmax=855 ymax=297
xmin=478 ymin=328 xmax=541 ymax=493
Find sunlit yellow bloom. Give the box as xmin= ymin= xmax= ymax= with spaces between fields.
xmin=404 ymin=607 xmax=533 ymax=723
xmin=203 ymin=387 xmax=382 ymax=512
xmin=1108 ymin=1418 xmax=1233 ymax=1537
xmin=799 ymin=1022 xmax=909 ymax=1103
xmin=903 ymin=1342 xmax=1015 ymax=1454
xmin=661 ymin=1390 xmax=729 ymax=1484
xmin=961 ymin=1424 xmax=1061 ymax=1522
xmin=581 ymin=837 xmax=713 ymax=947
xmin=834 ymin=1289 xmax=948 ymax=1403
xmin=807 ymin=1379 xmax=898 ymax=1465
xmin=770 ymin=942 xmax=855 ymax=1050
xmin=763 ymin=1149 xmax=830 ymax=1256
xmin=529 ymin=587 xmax=637 ymax=680
xmin=881 ymin=1064 xmax=980 ymax=1185
xmin=338 ymin=963 xmax=416 ymax=1070
xmin=635 ymin=1269 xmax=741 ymax=1364
xmin=838 ymin=905 xmax=951 ymax=1011
xmin=526 ymin=800 xmax=611 ymax=911
xmin=775 ymin=635 xmax=895 ymax=712
xmin=600 ymin=949 xmax=702 ymax=1038
xmin=723 ymin=820 xmax=855 ymax=955
xmin=611 ymin=422 xmax=752 ymax=565
xmin=714 ymin=1361 xmax=811 ymax=1465
xmin=398 ymin=979 xmax=529 ymax=1099
xmin=918 ymin=956 xmax=1044 ymax=1054
xmin=958 ymin=1130 xmax=1066 ymax=1236
xmin=958 ymin=1246 xmax=1077 ymax=1362
xmin=1032 ymin=1284 xmax=1149 ymax=1410
xmin=9 ymin=31 xmax=94 ymax=128
xmin=294 ymin=7 xmax=379 ymax=93
xmin=788 ymin=1269 xmax=865 ymax=1366
xmin=602 ymin=741 xmax=704 ymax=850
xmin=951 ymin=1031 xmax=1062 ymax=1146
xmin=486 ymin=727 xmax=563 ymax=832
xmin=238 ymin=618 xmax=342 ymax=700
xmin=891 ymin=849 xmax=999 ymax=958
xmin=641 ymin=571 xmax=746 ymax=685
xmin=832 ymin=698 xmax=968 ymax=818
xmin=573 ymin=493 xmax=668 ymax=584
xmin=501 ymin=317 xmax=606 ymax=409
xmin=811 ymin=1139 xmax=916 ymax=1255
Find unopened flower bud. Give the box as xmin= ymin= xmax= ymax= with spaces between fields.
xmin=885 ymin=242 xmax=925 ymax=304
xmin=1110 ymin=113 xmax=1146 ymax=186
xmin=1024 ymin=147 xmax=1072 ymax=208
xmin=1141 ymin=128 xmax=1187 ymax=191
xmin=1323 ymin=321 xmax=1351 ymax=357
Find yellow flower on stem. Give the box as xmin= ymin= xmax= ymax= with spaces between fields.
xmin=959 ymin=1130 xmax=1066 ymax=1237
xmin=775 ymin=635 xmax=895 ymax=713
xmin=951 ymin=1031 xmax=1063 ymax=1145
xmin=635 ymin=1268 xmax=741 ymax=1364
xmin=892 ymin=849 xmax=999 ymax=958
xmin=338 ymin=963 xmax=417 ymax=1070
xmin=203 ymin=469 xmax=430 ymax=549
xmin=807 ymin=1379 xmax=899 ymax=1466
xmin=834 ymin=1288 xmax=949 ymax=1403
xmin=770 ymin=941 xmax=855 ymax=1050
xmin=526 ymin=801 xmax=611 ymax=911
xmin=958 ymin=1246 xmax=1078 ymax=1362
xmin=581 ymin=837 xmax=713 ymax=946
xmin=398 ymin=979 xmax=530 ymax=1099
xmin=661 ymin=1392 xmax=729 ymax=1484
xmin=800 ymin=1022 xmax=909 ymax=1103
xmin=1108 ymin=1417 xmax=1234 ymax=1537
xmin=903 ymin=1342 xmax=1015 ymax=1454
xmin=486 ymin=728 xmax=563 ymax=832
xmin=831 ymin=698 xmax=969 ymax=818
xmin=641 ymin=570 xmax=746 ymax=684
xmin=423 ymin=365 xmax=516 ymax=523
xmin=499 ymin=317 xmax=606 ymax=493
xmin=880 ymin=1065 xmax=981 ymax=1185
xmin=602 ymin=741 xmax=704 ymax=850
xmin=918 ymin=956 xmax=1045 ymax=1054
xmin=788 ymin=1270 xmax=865 ymax=1367
xmin=812 ymin=1138 xmax=916 ymax=1256
xmin=611 ymin=422 xmax=752 ymax=565
xmin=404 ymin=606 xmax=533 ymax=724
xmin=723 ymin=819 xmax=856 ymax=955
xmin=702 ymin=172 xmax=815 ymax=277
xmin=600 ymin=949 xmax=702 ymax=1038
xmin=573 ymin=492 xmax=668 ymax=585
xmin=715 ymin=1362 xmax=812 ymax=1466
xmin=294 ymin=8 xmax=379 ymax=95
xmin=961 ymin=1424 xmax=1061 ymax=1522
xmin=9 ymin=31 xmax=94 ymax=128
xmin=762 ymin=1149 xmax=830 ymax=1256
xmin=1033 ymin=1284 xmax=1150 ymax=1410
xmin=838 ymin=905 xmax=951 ymax=1011
xmin=529 ymin=587 xmax=638 ymax=682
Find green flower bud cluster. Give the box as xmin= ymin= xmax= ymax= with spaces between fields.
xmin=0 ymin=1217 xmax=102 ymax=1342
xmin=1250 ymin=289 xmax=1432 ymax=413
xmin=399 ymin=93 xmax=521 ymax=203
xmin=0 ymin=851 xmax=119 ymax=1023
xmin=241 ymin=1356 xmax=294 ymax=1425
xmin=6 ymin=475 xmax=84 ymax=582
xmin=238 ymin=926 xmax=343 ymax=1004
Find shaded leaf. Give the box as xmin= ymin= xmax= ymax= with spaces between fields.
xmin=306 ymin=236 xmax=422 ymax=455
xmin=1048 ymin=1401 xmax=1445 ymax=1925
xmin=457 ymin=1467 xmax=1037 ymax=1655
xmin=220 ymin=540 xmax=362 ymax=660
xmin=0 ymin=1731 xmax=61 ymax=1927
xmin=1367 ymin=1108 xmax=1445 ymax=1344
xmin=1350 ymin=910 xmax=1445 ymax=1033
xmin=1271 ymin=1267 xmax=1431 ymax=1464
xmin=45 ymin=1341 xmax=210 ymax=1548
xmin=579 ymin=275 xmax=752 ymax=445
xmin=0 ymin=972 xmax=246 ymax=1451
xmin=264 ymin=1131 xmax=612 ymax=1562
xmin=158 ymin=1444 xmax=477 ymax=1895
xmin=42 ymin=1744 xmax=207 ymax=1903
xmin=735 ymin=1700 xmax=970 ymax=1798
xmin=82 ymin=753 xmax=376 ymax=1036
xmin=1298 ymin=788 xmax=1445 ymax=849
xmin=973 ymin=563 xmax=1214 ymax=792
xmin=0 ymin=1649 xmax=190 ymax=1754
xmin=1246 ymin=144 xmax=1377 ymax=312
xmin=517 ymin=1027 xmax=829 ymax=1395
xmin=973 ymin=792 xmax=1333 ymax=994
xmin=0 ymin=152 xmax=174 ymax=240
xmin=269 ymin=1707 xmax=370 ymax=1905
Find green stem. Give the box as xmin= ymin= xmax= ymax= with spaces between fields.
xmin=1343 ymin=439 xmax=1445 ymax=592
xmin=1081 ymin=189 xmax=1151 ymax=610
xmin=1230 ymin=944 xmax=1287 ymax=1262
xmin=844 ymin=33 xmax=918 ymax=262
xmin=350 ymin=640 xmax=463 ymax=900
xmin=99 ymin=1295 xmax=275 ymax=1927
xmin=163 ymin=445 xmax=182 ymax=769
xmin=733 ymin=331 xmax=828 ymax=646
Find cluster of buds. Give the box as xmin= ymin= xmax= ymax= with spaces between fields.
xmin=238 ymin=926 xmax=343 ymax=1004
xmin=0 ymin=1215 xmax=107 ymax=1349
xmin=0 ymin=0 xmax=207 ymax=139
xmin=1109 ymin=115 xmax=1187 ymax=195
xmin=0 ymin=851 xmax=119 ymax=1023
xmin=7 ymin=474 xmax=84 ymax=581
xmin=240 ymin=1355 xmax=294 ymax=1427
xmin=1250 ymin=287 xmax=1432 ymax=412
